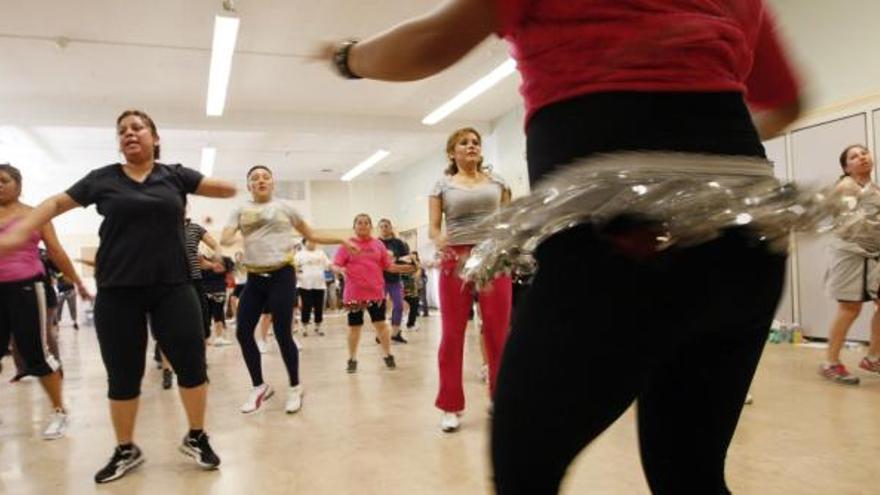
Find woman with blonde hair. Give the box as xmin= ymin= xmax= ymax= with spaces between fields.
xmin=429 ymin=127 xmax=512 ymax=432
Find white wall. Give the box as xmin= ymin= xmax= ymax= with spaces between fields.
xmin=309 ymin=179 xmax=395 ymax=230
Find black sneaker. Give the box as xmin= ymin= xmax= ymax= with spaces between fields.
xmin=347 ymin=359 xmax=357 ymax=374
xmin=94 ymin=444 xmax=145 ymax=484
xmin=383 ymin=355 xmax=396 ymax=369
xmin=179 ymin=431 xmax=221 ymax=469
xmin=73 ymin=322 xmax=79 ymax=331
xmin=162 ymin=369 xmax=173 ymax=390
xmin=391 ymin=333 xmax=408 ymax=344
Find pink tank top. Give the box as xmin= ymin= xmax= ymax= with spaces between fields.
xmin=0 ymin=219 xmax=44 ymax=282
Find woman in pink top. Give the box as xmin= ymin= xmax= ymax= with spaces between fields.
xmin=322 ymin=1 xmax=803 ymax=493
xmin=0 ymin=163 xmax=91 ymax=440
xmin=333 ymin=214 xmax=413 ymax=373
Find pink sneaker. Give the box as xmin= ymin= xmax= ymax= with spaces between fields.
xmin=858 ymin=357 xmax=880 ymax=374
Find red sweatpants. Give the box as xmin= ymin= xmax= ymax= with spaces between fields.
xmin=435 ymin=245 xmax=512 ymax=412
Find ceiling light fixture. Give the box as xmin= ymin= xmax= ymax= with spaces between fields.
xmin=200 ymin=147 xmax=217 ymax=176
xmin=341 ymin=150 xmax=390 ymax=182
xmin=205 ymin=14 xmax=240 ymax=116
xmin=421 ymin=58 xmax=517 ymax=126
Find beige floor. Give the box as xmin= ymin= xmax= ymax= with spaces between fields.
xmin=1 ymin=312 xmax=879 ymax=495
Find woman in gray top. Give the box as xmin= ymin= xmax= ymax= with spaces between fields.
xmin=821 ymin=144 xmax=880 ymax=385
xmin=429 ymin=127 xmax=512 ymax=432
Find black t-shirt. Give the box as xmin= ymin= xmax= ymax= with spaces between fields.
xmin=66 ymin=163 xmax=203 ymax=288
xmin=380 ymin=237 xmax=410 ymax=283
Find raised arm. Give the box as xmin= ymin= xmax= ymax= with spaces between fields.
xmin=328 ymin=0 xmax=498 ymax=81
xmin=41 ymin=220 xmax=92 ymax=300
xmin=195 ymin=177 xmax=237 ymax=198
xmin=0 ymin=193 xmax=80 ymax=255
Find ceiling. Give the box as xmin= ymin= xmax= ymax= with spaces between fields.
xmin=4 ymin=0 xmax=880 ymax=203
xmin=0 ymin=0 xmax=522 ymax=198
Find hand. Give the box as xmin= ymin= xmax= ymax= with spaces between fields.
xmin=310 ymin=41 xmax=338 ymax=64
xmin=342 ymin=239 xmax=361 ymax=254
xmin=0 ymin=227 xmax=32 ymax=256
xmin=76 ymin=282 xmax=94 ymax=302
xmin=433 ymin=233 xmax=448 ymax=251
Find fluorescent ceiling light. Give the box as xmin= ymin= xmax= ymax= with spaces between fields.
xmin=206 ymin=15 xmax=240 ymax=117
xmin=422 ymin=58 xmax=517 ymax=126
xmin=200 ymin=147 xmax=216 ymax=176
xmin=341 ymin=150 xmax=391 ymax=182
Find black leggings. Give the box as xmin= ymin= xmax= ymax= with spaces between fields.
xmin=299 ymin=288 xmax=325 ymax=325
xmin=193 ymin=280 xmax=211 ymax=339
xmin=236 ymin=266 xmax=299 ymax=387
xmin=492 ymin=92 xmax=781 ymax=495
xmin=0 ymin=278 xmax=59 ymax=377
xmin=94 ymin=284 xmax=207 ymax=400
xmin=405 ymin=296 xmax=420 ymax=328
xmin=207 ymin=292 xmax=227 ymax=325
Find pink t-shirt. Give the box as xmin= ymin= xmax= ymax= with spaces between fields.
xmin=494 ymin=0 xmax=800 ymax=124
xmin=333 ymin=237 xmax=391 ymax=303
xmin=0 ymin=219 xmax=44 ymax=283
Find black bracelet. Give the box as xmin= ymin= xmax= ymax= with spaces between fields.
xmin=333 ymin=40 xmax=362 ymax=80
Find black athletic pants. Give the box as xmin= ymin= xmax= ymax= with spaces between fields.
xmin=492 ymin=92 xmax=784 ymax=495
xmin=0 ymin=278 xmax=59 ymax=377
xmin=94 ymin=284 xmax=207 ymax=400
xmin=236 ymin=266 xmax=299 ymax=387
xmin=299 ymin=288 xmax=325 ymax=325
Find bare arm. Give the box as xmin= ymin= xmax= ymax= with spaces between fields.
xmin=195 ymin=177 xmax=237 ymax=198
xmin=331 ymin=0 xmax=498 ymax=81
xmin=220 ymin=225 xmax=239 ymax=247
xmin=201 ymin=231 xmax=223 ymax=262
xmin=752 ymin=98 xmax=802 ymax=140
xmin=41 ymin=221 xmax=92 ymax=299
xmin=387 ymin=263 xmax=417 ymax=274
xmin=293 ymin=218 xmax=359 ymax=252
xmin=429 ymin=196 xmax=446 ymax=249
xmin=501 ymin=188 xmax=512 ymax=206
xmin=0 ymin=193 xmax=80 ymax=255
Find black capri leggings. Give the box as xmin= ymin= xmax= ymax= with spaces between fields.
xmin=492 ymin=92 xmax=781 ymax=495
xmin=206 ymin=292 xmax=227 ymax=325
xmin=94 ymin=284 xmax=207 ymax=400
xmin=0 ymin=278 xmax=59 ymax=377
xmin=236 ymin=266 xmax=299 ymax=387
xmin=299 ymin=288 xmax=325 ymax=325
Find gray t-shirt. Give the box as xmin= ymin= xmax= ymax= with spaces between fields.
xmin=226 ymin=199 xmax=302 ymax=268
xmin=430 ymin=173 xmax=510 ymax=245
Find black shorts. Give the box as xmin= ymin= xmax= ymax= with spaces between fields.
xmin=347 ymin=301 xmax=387 ymax=326
xmin=232 ymin=284 xmax=245 ymax=298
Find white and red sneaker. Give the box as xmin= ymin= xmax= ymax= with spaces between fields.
xmin=819 ymin=363 xmax=860 ymax=385
xmin=240 ymin=384 xmax=274 ymax=413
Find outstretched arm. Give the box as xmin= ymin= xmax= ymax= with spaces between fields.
xmin=0 ymin=193 xmax=80 ymax=255
xmin=323 ymin=0 xmax=498 ymax=81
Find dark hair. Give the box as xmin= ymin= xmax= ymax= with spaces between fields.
xmin=116 ymin=109 xmax=160 ymax=159
xmin=445 ymin=127 xmax=483 ymax=176
xmin=247 ymin=165 xmax=273 ymax=179
xmin=839 ymin=144 xmax=868 ymax=176
xmin=353 ymin=213 xmax=372 ymax=228
xmin=0 ymin=163 xmax=22 ymax=188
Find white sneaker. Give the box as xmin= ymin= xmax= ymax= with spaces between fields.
xmin=257 ymin=339 xmax=269 ymax=354
xmin=440 ymin=412 xmax=460 ymax=433
xmin=43 ymin=409 xmax=68 ymax=440
xmin=216 ymin=337 xmax=233 ymax=346
xmin=314 ymin=326 xmax=325 ymax=336
xmin=240 ymin=384 xmax=274 ymax=414
xmin=745 ymin=393 xmax=754 ymax=405
xmin=285 ymin=385 xmax=303 ymax=414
